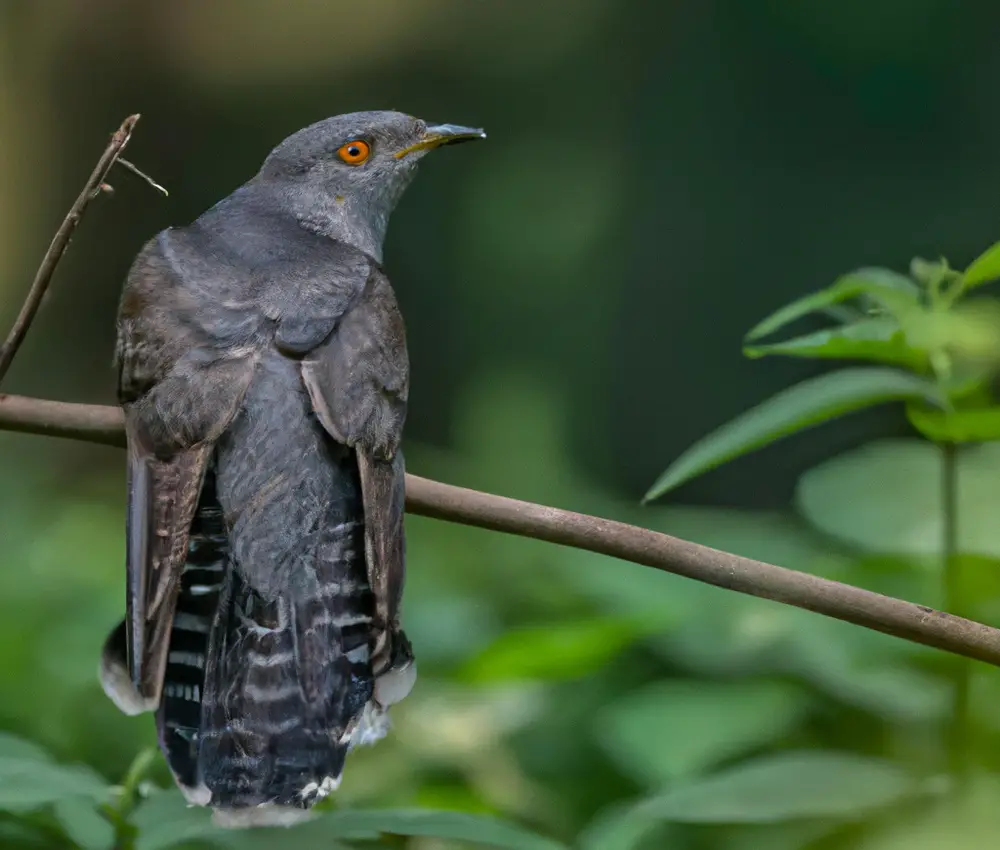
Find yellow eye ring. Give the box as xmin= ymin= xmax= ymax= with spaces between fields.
xmin=338 ymin=139 xmax=371 ymax=165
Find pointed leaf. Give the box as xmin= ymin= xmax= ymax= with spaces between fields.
xmin=744 ymin=318 xmax=924 ymax=368
xmin=53 ymin=797 xmax=115 ymax=850
xmin=963 ymin=240 xmax=1000 ymax=289
xmin=323 ymin=809 xmax=569 ymax=849
xmin=625 ymin=751 xmax=915 ymax=824
xmin=644 ymin=368 xmax=945 ymax=502
xmin=821 ymin=304 xmax=866 ymax=324
xmin=0 ymin=757 xmax=110 ymax=812
xmin=133 ymin=792 xmax=567 ymax=850
xmin=0 ymin=733 xmax=55 ymax=763
xmin=746 ymin=269 xmax=920 ymax=342
xmin=132 ymin=790 xmax=371 ymax=850
xmin=906 ymin=403 xmax=1000 ymax=443
xmin=577 ymin=803 xmax=673 ymax=850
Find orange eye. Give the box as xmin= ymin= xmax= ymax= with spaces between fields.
xmin=337 ymin=139 xmax=371 ymax=165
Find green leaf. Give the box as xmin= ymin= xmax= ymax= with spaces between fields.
xmin=621 ymin=751 xmax=915 ymax=824
xmin=595 ymin=679 xmax=807 ymax=784
xmin=577 ymin=802 xmax=675 ymax=850
xmin=0 ymin=734 xmax=55 ymax=764
xmin=323 ymin=809 xmax=569 ymax=849
xmin=746 ymin=269 xmax=921 ymax=342
xmin=856 ymin=773 xmax=1000 ymax=850
xmin=897 ymin=299 xmax=1000 ymax=362
xmin=643 ymin=368 xmax=945 ymax=502
xmin=0 ymin=757 xmax=110 ymax=813
xmin=133 ymin=792 xmax=567 ymax=850
xmin=745 ymin=317 xmax=924 ymax=368
xmin=795 ymin=438 xmax=1000 ymax=557
xmin=458 ymin=618 xmax=644 ymax=684
xmin=963 ymin=241 xmax=1000 ymax=289
xmin=133 ymin=790 xmax=370 ymax=850
xmin=53 ymin=797 xmax=115 ymax=850
xmin=906 ymin=403 xmax=1000 ymax=443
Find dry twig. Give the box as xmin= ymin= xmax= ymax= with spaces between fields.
xmin=0 ymin=115 xmax=143 ymax=383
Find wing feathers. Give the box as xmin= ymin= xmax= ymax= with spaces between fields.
xmin=126 ymin=440 xmax=212 ymax=703
xmin=300 ymin=270 xmax=409 ymax=671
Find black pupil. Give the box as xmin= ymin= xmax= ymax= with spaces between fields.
xmin=348 ymin=145 xmax=361 ymax=157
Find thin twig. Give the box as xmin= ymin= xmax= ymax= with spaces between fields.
xmin=2 ymin=392 xmax=1000 ymax=668
xmin=117 ymin=158 xmax=169 ymax=196
xmin=0 ymin=115 xmax=140 ymax=385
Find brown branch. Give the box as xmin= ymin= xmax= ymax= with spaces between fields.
xmin=3 ymin=392 xmax=1000 ymax=668
xmin=0 ymin=115 xmax=140 ymax=384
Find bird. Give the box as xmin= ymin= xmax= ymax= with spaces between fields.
xmin=97 ymin=111 xmax=486 ymax=827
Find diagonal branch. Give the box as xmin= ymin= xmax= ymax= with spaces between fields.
xmin=3 ymin=391 xmax=1000 ymax=667
xmin=0 ymin=114 xmax=141 ymax=384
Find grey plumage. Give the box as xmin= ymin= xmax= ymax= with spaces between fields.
xmin=98 ymin=111 xmax=484 ymax=824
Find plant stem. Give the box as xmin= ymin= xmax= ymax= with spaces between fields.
xmin=110 ymin=747 xmax=158 ymax=850
xmin=941 ymin=441 xmax=970 ymax=784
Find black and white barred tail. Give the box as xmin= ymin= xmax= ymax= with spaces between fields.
xmin=100 ymin=461 xmax=416 ymax=826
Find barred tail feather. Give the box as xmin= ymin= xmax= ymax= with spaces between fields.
xmin=197 ymin=514 xmax=377 ymax=815
xmin=155 ymin=465 xmax=227 ymax=804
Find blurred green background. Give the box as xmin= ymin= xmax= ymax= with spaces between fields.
xmin=4 ymin=1 xmax=1000 ymax=848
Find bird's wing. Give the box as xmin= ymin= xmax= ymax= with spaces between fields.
xmin=112 ymin=237 xmax=258 ymax=707
xmin=300 ymin=267 xmax=409 ymax=672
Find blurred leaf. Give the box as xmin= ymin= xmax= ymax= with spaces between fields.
xmin=795 ymin=438 xmax=1000 ymax=557
xmin=53 ymin=797 xmax=114 ymax=850
xmin=0 ymin=819 xmax=51 ymax=848
xmin=130 ymin=791 xmax=219 ymax=850
xmin=618 ymin=751 xmax=915 ymax=824
xmin=0 ymin=756 xmax=109 ymax=813
xmin=906 ymin=403 xmax=1000 ymax=443
xmin=596 ymin=679 xmax=807 ymax=784
xmin=644 ymin=368 xmax=945 ymax=501
xmin=576 ymin=802 xmax=674 ymax=850
xmin=898 ymin=299 xmax=1000 ymax=363
xmin=963 ymin=241 xmax=1000 ymax=289
xmin=458 ymin=618 xmax=644 ymax=685
xmin=0 ymin=733 xmax=55 ymax=764
xmin=744 ymin=318 xmax=924 ymax=368
xmin=821 ymin=304 xmax=866 ymax=323
xmin=857 ymin=773 xmax=1000 ymax=849
xmin=132 ymin=790 xmax=371 ymax=850
xmin=718 ymin=821 xmax=842 ymax=850
xmin=815 ymin=664 xmax=950 ymax=723
xmin=323 ymin=809 xmax=569 ymax=849
xmin=910 ymin=257 xmax=954 ymax=289
xmin=745 ymin=269 xmax=920 ymax=342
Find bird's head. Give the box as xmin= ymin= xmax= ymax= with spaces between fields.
xmin=256 ymin=110 xmax=486 ymax=260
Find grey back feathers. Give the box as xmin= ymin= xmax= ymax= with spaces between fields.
xmin=99 ymin=110 xmax=483 ymax=825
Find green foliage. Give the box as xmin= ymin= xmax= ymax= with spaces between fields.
xmin=613 ymin=750 xmax=918 ymax=825
xmin=961 ymin=241 xmax=1000 ymax=289
xmin=595 ymin=679 xmax=808 ymax=784
xmin=6 ymin=248 xmax=1000 ymax=848
xmin=648 ymin=243 xmax=1000 ymax=501
xmin=795 ymin=439 xmax=1000 ymax=557
xmin=637 ymin=241 xmax=1000 ymax=850
xmin=643 ymin=368 xmax=944 ymax=501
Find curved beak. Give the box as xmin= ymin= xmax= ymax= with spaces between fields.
xmin=395 ymin=123 xmax=487 ymax=159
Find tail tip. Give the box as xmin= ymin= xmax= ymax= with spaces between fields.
xmin=211 ymin=804 xmax=319 ymax=829
xmin=98 ymin=622 xmax=157 ymax=716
